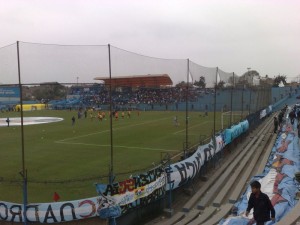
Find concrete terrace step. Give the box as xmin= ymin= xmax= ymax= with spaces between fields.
xmin=228 ymin=132 xmax=273 ymax=204
xmin=197 ymin=135 xmax=259 ymax=210
xmin=152 ymin=115 xmax=275 ymax=225
xmin=200 ymin=203 xmax=234 ymax=225
xmin=256 ymin=132 xmax=278 ymax=174
xmin=173 ymin=209 xmax=200 ymax=225
xmin=181 ymin=136 xmax=249 ymax=212
xmin=187 ymin=206 xmax=217 ymax=225
xmin=158 ymin=212 xmax=185 ymax=225
xmin=213 ymin=132 xmax=271 ymax=207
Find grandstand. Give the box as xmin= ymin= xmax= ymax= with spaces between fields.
xmin=1 ymin=42 xmax=300 ymax=225
xmin=94 ymin=74 xmax=173 ymax=87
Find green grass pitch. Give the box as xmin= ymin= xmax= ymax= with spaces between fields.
xmin=0 ymin=109 xmax=238 ymax=203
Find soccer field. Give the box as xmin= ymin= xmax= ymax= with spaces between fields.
xmin=0 ymin=109 xmax=226 ymax=203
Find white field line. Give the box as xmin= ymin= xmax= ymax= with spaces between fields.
xmin=55 ymin=142 xmax=178 ymax=152
xmin=173 ymin=120 xmax=211 ymax=134
xmin=56 ymin=116 xmax=170 ymax=143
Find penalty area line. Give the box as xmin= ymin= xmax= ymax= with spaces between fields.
xmin=55 ymin=141 xmax=178 ymax=152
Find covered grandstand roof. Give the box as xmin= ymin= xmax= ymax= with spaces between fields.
xmin=94 ymin=74 xmax=173 ymax=87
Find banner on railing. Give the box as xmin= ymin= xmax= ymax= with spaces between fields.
xmin=166 ymin=133 xmax=225 ymax=190
xmin=95 ymin=166 xmax=166 ymax=218
xmin=223 ymin=120 xmax=249 ymax=145
xmin=0 ymin=197 xmax=101 ymax=223
xmin=260 ymin=109 xmax=267 ymax=119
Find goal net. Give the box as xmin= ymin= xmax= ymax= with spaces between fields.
xmin=221 ymin=111 xmax=248 ymax=129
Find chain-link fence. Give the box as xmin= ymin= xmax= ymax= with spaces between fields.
xmin=0 ymin=42 xmax=272 ymax=203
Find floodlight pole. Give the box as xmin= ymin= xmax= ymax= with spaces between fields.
xmin=17 ymin=41 xmax=28 ymax=225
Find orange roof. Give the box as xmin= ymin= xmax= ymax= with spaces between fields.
xmin=94 ymin=74 xmax=173 ymax=87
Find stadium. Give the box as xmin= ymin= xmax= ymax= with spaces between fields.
xmin=0 ymin=42 xmax=299 ymax=225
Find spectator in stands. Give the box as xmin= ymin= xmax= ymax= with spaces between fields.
xmin=278 ymin=110 xmax=284 ymax=127
xmin=289 ymin=110 xmax=295 ymax=125
xmin=297 ymin=120 xmax=300 ymax=139
xmin=297 ymin=109 xmax=300 ymax=120
xmin=245 ymin=180 xmax=275 ymax=225
xmin=273 ymin=116 xmax=278 ymax=133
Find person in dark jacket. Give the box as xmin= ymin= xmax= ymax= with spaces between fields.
xmin=273 ymin=116 xmax=278 ymax=133
xmin=246 ymin=180 xmax=275 ymax=225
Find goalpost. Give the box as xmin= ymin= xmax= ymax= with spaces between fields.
xmin=221 ymin=111 xmax=246 ymax=129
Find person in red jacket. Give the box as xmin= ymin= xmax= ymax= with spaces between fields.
xmin=246 ymin=180 xmax=275 ymax=225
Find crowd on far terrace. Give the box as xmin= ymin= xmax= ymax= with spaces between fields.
xmin=78 ymin=87 xmax=202 ymax=107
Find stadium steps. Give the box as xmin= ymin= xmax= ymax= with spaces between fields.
xmin=186 ymin=206 xmax=217 ymax=225
xmin=194 ymin=118 xmax=274 ymax=224
xmin=182 ymin=120 xmax=273 ymax=224
xmin=190 ymin=117 xmax=273 ymax=224
xmin=157 ymin=135 xmax=258 ymax=225
xmin=198 ymin=203 xmax=234 ymax=225
xmin=173 ymin=209 xmax=200 ymax=225
xmin=228 ymin=131 xmax=273 ymax=204
xmin=159 ymin=212 xmax=185 ymax=225
xmin=150 ymin=115 xmax=276 ymax=225
xmin=162 ymin=141 xmax=250 ymax=225
xmin=181 ymin=135 xmax=250 ymax=212
xmin=213 ymin=131 xmax=272 ymax=207
xmin=256 ymin=132 xmax=278 ymax=174
xmin=196 ymin=131 xmax=263 ymax=210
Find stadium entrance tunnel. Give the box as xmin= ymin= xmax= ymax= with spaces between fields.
xmin=0 ymin=117 xmax=63 ymax=127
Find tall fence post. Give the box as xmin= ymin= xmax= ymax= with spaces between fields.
xmin=17 ymin=41 xmax=28 ymax=225
xmin=184 ymin=59 xmax=190 ymax=158
xmin=230 ymin=72 xmax=234 ymax=125
xmin=213 ymin=67 xmax=218 ymax=136
xmin=108 ymin=44 xmax=117 ymax=225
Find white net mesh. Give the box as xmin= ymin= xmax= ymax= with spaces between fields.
xmin=18 ymin=42 xmax=109 ymax=84
xmin=110 ymin=46 xmax=188 ymax=84
xmin=0 ymin=43 xmax=18 ymax=84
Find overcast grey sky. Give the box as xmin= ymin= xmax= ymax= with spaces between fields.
xmin=0 ymin=0 xmax=299 ymax=83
